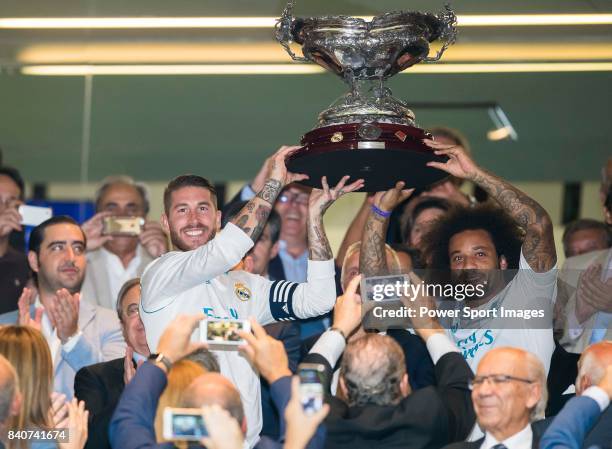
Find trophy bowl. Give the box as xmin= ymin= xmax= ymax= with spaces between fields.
xmin=275 ymin=2 xmax=457 ymax=191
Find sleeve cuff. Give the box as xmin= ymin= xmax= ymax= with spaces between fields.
xmin=307 ymin=259 xmax=335 ymax=280
xmin=583 ymin=386 xmax=610 ymax=412
xmin=426 ymin=332 xmax=460 ymax=364
xmin=270 ymin=375 xmax=292 ymax=400
xmin=240 ymin=184 xmax=256 ymax=201
xmin=62 ymin=330 xmax=83 ymax=353
xmin=310 ymin=329 xmax=346 ymax=367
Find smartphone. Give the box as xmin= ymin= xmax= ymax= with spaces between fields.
xmin=102 ymin=216 xmax=145 ymax=236
xmin=360 ymin=274 xmax=409 ymax=303
xmin=18 ymin=205 xmax=52 ymax=226
xmin=298 ymin=363 xmax=325 ymax=415
xmin=162 ymin=407 xmax=207 ymax=441
xmin=200 ymin=318 xmax=251 ymax=346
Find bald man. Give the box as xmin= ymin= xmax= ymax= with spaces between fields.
xmin=182 ymin=372 xmax=246 ymax=434
xmin=444 ymin=347 xmax=547 ymax=449
xmin=0 ymin=354 xmax=20 ymax=449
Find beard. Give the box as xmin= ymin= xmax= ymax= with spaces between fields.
xmin=169 ymin=225 xmax=216 ymax=251
xmin=452 ymin=269 xmax=494 ymax=299
xmin=39 ymin=264 xmax=84 ymax=295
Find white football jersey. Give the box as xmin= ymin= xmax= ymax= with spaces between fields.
xmin=140 ymin=223 xmax=337 ymax=447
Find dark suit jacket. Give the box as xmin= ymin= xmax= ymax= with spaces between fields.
xmin=303 ymin=351 xmax=474 ymax=449
xmin=546 ymin=340 xmax=580 ymax=417
xmin=583 ymin=405 xmax=611 ymax=449
xmin=268 ymin=255 xmax=287 ymax=282
xmin=300 ymin=329 xmax=436 ymax=391
xmin=443 ymin=423 xmax=544 ymax=449
xmin=261 ymin=321 xmax=301 ymax=438
xmin=74 ymin=357 xmax=126 ymax=449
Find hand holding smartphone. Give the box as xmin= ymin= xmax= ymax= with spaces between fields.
xmin=18 ymin=205 xmax=52 ymax=226
xmin=102 ymin=216 xmax=145 ymax=236
xmin=298 ymin=363 xmax=325 ymax=415
xmin=163 ymin=407 xmax=207 ymax=441
xmin=200 ymin=318 xmax=251 ymax=347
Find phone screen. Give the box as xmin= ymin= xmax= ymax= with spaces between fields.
xmin=206 ymin=320 xmax=245 ymax=343
xmin=171 ymin=412 xmax=207 ymax=439
xmin=299 ymin=367 xmax=324 ymax=414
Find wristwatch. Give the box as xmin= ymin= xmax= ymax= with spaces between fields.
xmin=148 ymin=353 xmax=172 ymax=372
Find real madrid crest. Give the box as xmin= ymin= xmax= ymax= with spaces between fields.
xmin=234 ymin=282 xmax=252 ymax=302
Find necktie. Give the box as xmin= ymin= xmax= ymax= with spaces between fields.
xmin=491 ymin=445 xmax=508 ymax=449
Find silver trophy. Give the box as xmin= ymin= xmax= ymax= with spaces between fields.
xmin=275 ymin=2 xmax=457 ymax=191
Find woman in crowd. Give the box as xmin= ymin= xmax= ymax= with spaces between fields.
xmin=154 ymin=359 xmax=207 ymax=444
xmin=0 ymin=326 xmax=87 ymax=449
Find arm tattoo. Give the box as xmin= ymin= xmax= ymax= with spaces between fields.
xmin=307 ymin=216 xmax=333 ymax=261
xmin=231 ymin=178 xmax=280 ymax=242
xmin=256 ymin=179 xmax=282 ymax=205
xmin=360 ymin=212 xmax=389 ymax=277
xmin=231 ymin=202 xmax=272 ymax=242
xmin=473 ymin=169 xmax=556 ymax=272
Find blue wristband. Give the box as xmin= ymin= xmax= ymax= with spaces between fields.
xmin=371 ymin=205 xmax=391 ymax=218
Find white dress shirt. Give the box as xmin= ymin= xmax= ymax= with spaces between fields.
xmin=100 ymin=245 xmax=143 ymax=309
xmin=481 ymin=423 xmax=533 ymax=449
xmin=35 ymin=296 xmax=82 ymax=365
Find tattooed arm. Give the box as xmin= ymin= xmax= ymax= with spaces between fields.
xmin=231 ymin=145 xmax=307 ymax=243
xmin=426 ymin=139 xmax=556 ymax=272
xmin=308 ymin=176 xmax=364 ymax=261
xmin=359 ymin=182 xmax=414 ymax=276
xmin=231 ymin=179 xmax=281 ymax=242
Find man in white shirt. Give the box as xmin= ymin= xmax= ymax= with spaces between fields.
xmin=140 ymin=145 xmax=363 ymax=447
xmin=235 ymin=155 xmax=327 ymax=339
xmin=361 ymin=140 xmax=558 ymax=373
xmin=81 ymin=176 xmax=168 ymax=309
xmin=15 ymin=216 xmax=126 ymax=398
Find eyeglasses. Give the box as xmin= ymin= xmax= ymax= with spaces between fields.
xmin=469 ymin=374 xmax=535 ymax=390
xmin=278 ymin=192 xmax=309 ymax=206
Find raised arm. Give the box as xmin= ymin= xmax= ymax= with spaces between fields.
xmin=359 ymin=182 xmax=413 ymax=276
xmin=307 ymin=175 xmax=364 ymax=261
xmin=231 ymin=145 xmax=308 ymax=243
xmin=336 ymin=194 xmax=374 ymax=266
xmin=426 ymin=139 xmax=556 ymax=272
xmin=256 ymin=176 xmax=364 ymax=324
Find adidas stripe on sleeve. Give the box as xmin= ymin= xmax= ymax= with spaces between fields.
xmin=268 ymin=280 xmax=299 ymax=321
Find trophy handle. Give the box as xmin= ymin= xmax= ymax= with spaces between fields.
xmin=423 ymin=4 xmax=457 ymax=62
xmin=275 ymin=1 xmax=309 ymax=62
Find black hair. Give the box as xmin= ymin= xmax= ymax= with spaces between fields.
xmin=562 ymin=218 xmax=612 ymax=256
xmin=163 ymin=175 xmax=217 ymax=214
xmin=0 ymin=166 xmax=25 ymax=200
xmin=28 ymin=215 xmax=86 ymax=256
xmin=402 ymin=197 xmax=453 ymax=243
xmin=422 ymin=203 xmax=524 ymax=270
